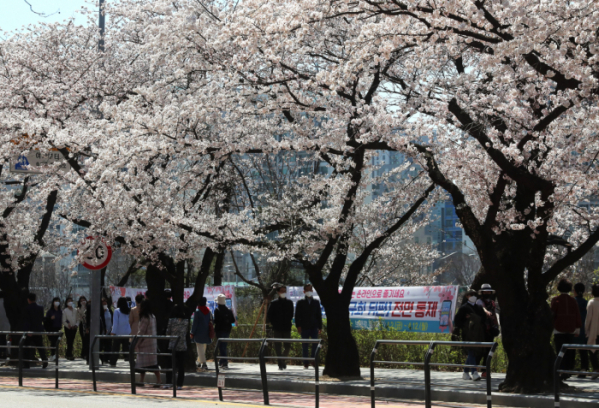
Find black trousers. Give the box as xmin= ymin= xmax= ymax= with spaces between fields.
xmin=64 ymin=327 xmax=78 ymax=358
xmin=165 ymin=351 xmax=186 ymax=387
xmin=47 ymin=328 xmax=61 ymax=357
xmin=100 ymin=337 xmax=111 ymax=364
xmin=79 ymin=325 xmax=90 ymax=361
xmin=273 ymin=330 xmax=291 ymax=368
xmin=554 ymin=333 xmax=575 ymax=372
xmin=24 ymin=335 xmax=47 ymax=367
xmin=110 ymin=337 xmax=130 ymax=365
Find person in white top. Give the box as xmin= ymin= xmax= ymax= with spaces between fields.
xmin=62 ymin=297 xmax=79 ymax=360
xmin=586 ymin=284 xmax=599 ymax=379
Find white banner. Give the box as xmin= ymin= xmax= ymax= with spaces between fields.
xmin=109 ymin=285 xmax=238 ymax=321
xmin=286 ymin=285 xmax=458 ymax=334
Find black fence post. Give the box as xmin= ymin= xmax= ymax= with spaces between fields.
xmin=424 ymin=342 xmax=435 ymax=408
xmin=172 ymin=337 xmax=179 ymax=398
xmin=485 ymin=342 xmax=498 ymax=408
xmin=258 ymin=339 xmax=270 ymax=405
xmin=129 ymin=336 xmax=137 ymax=395
xmin=18 ymin=334 xmax=25 ymax=387
xmin=554 ymin=345 xmax=565 ymax=408
xmin=214 ymin=339 xmax=223 ymax=401
xmin=55 ymin=334 xmax=62 ymax=389
xmin=314 ymin=341 xmax=322 ymax=408
xmin=91 ymin=336 xmax=98 ymax=392
xmin=370 ymin=341 xmax=378 ymax=408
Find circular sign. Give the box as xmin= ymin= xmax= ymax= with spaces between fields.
xmin=78 ymin=236 xmax=112 ymax=270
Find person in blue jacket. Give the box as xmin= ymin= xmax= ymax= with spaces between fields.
xmin=110 ymin=297 xmax=131 ymax=366
xmin=190 ymin=297 xmax=213 ymax=370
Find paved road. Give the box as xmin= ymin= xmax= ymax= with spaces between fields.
xmin=0 ymin=386 xmax=259 ymax=408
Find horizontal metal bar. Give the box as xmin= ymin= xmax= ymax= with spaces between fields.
xmin=431 ymin=341 xmax=495 ymax=347
xmin=560 ymin=344 xmax=599 ymax=351
xmin=556 ymin=369 xmax=598 ymax=375
xmin=215 ymin=356 xmax=260 ymax=361
xmin=217 ymin=339 xmax=265 ymax=343
xmin=135 ymin=353 xmax=175 ymax=356
xmin=428 ymin=363 xmax=486 ymax=369
xmin=20 ymin=346 xmax=57 ymax=350
xmin=263 ymin=356 xmax=317 ymax=361
xmin=135 ymin=336 xmax=178 ymax=340
xmin=0 ymin=332 xmax=62 ymax=336
xmin=133 ymin=368 xmax=173 ymax=372
xmin=265 ymin=338 xmax=321 ymax=344
xmin=375 ymin=340 xmax=432 ymax=346
xmin=136 ymin=383 xmax=168 ymax=387
xmin=20 ymin=359 xmax=50 ymax=363
xmin=91 ymin=352 xmax=128 ymax=355
xmin=372 ymin=361 xmax=425 ymax=366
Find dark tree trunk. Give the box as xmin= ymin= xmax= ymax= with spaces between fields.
xmin=185 ymin=248 xmax=216 ymax=315
xmin=171 ymin=260 xmax=186 ymax=306
xmin=320 ymin=293 xmax=361 ymax=378
xmin=145 ymin=263 xmax=169 ymax=335
xmin=213 ymin=249 xmax=225 ymax=286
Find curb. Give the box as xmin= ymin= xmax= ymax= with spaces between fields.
xmin=1 ymin=367 xmax=597 ymax=408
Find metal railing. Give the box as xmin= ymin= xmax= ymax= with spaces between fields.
xmin=90 ymin=334 xmax=179 ymax=397
xmin=261 ymin=338 xmax=322 ymax=407
xmin=370 ymin=340 xmax=498 ymax=408
xmin=214 ymin=338 xmax=267 ymax=403
xmin=554 ymin=343 xmax=599 ymax=408
xmin=0 ymin=331 xmax=63 ymax=388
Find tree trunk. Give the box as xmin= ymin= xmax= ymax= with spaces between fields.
xmin=213 ymin=249 xmax=225 ymax=286
xmin=320 ymin=293 xmax=361 ymax=378
xmin=494 ymin=272 xmax=555 ymax=392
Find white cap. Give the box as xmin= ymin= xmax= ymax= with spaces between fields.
xmin=216 ymin=294 xmax=227 ymax=305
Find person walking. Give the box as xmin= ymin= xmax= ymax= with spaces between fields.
xmin=110 ymin=297 xmax=132 ymax=366
xmin=21 ymin=293 xmax=48 ymax=369
xmin=0 ymin=292 xmax=9 ymax=361
xmin=475 ymin=284 xmax=500 ymax=378
xmin=129 ymin=294 xmax=144 ymax=340
xmin=99 ymin=298 xmax=113 ymax=365
xmin=454 ymin=290 xmax=486 ymax=381
xmin=77 ymin=296 xmax=90 ymax=363
xmin=135 ymin=300 xmax=161 ymax=387
xmin=214 ymin=294 xmax=234 ymax=369
xmin=267 ymin=285 xmax=294 ymax=370
xmin=164 ymin=305 xmax=189 ymax=390
xmin=62 ymin=297 xmax=79 ymax=361
xmin=551 ymin=278 xmax=582 ymax=380
xmin=586 ymin=284 xmax=599 ymax=379
xmin=44 ymin=297 xmax=63 ymax=361
xmin=573 ymin=283 xmax=591 ymax=377
xmin=295 ymin=284 xmax=322 ymax=369
xmin=191 ymin=297 xmax=213 ymax=370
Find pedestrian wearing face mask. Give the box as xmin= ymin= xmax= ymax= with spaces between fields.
xmin=295 ymin=284 xmax=322 ymax=369
xmin=475 ymin=284 xmax=500 ymax=378
xmin=214 ymin=294 xmax=234 ymax=369
xmin=454 ymin=290 xmax=486 ymax=381
xmin=62 ymin=297 xmax=79 ymax=360
xmin=44 ymin=297 xmax=62 ymax=361
xmin=551 ymin=278 xmax=582 ymax=380
xmin=267 ymin=285 xmax=294 ymax=370
xmin=77 ymin=296 xmax=90 ymax=363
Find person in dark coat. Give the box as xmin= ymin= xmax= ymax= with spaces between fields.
xmin=295 ymin=284 xmax=322 ymax=368
xmin=453 ymin=290 xmax=486 ymax=381
xmin=214 ymin=294 xmax=234 ymax=368
xmin=0 ymin=292 xmax=9 ymax=360
xmin=267 ymin=286 xmax=294 ymax=369
xmin=191 ymin=297 xmax=213 ymax=370
xmin=574 ymin=283 xmax=590 ymax=377
xmin=551 ymin=279 xmax=582 ymax=380
xmin=21 ymin=293 xmax=48 ymax=369
xmin=77 ymin=296 xmax=90 ymax=363
xmin=44 ymin=297 xmax=62 ymax=361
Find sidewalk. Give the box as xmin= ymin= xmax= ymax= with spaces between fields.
xmin=1 ymin=359 xmax=598 ymax=408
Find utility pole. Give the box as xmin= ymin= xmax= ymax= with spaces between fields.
xmin=89 ymin=0 xmax=105 ymax=371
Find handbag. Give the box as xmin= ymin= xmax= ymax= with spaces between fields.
xmin=208 ymin=320 xmax=215 ymax=339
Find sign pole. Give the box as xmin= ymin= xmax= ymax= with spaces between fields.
xmin=89 ymin=270 xmax=101 ymax=370
xmin=90 ymin=0 xmax=105 ymax=371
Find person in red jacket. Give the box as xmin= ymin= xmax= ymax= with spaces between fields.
xmin=551 ymin=279 xmax=582 ymax=380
